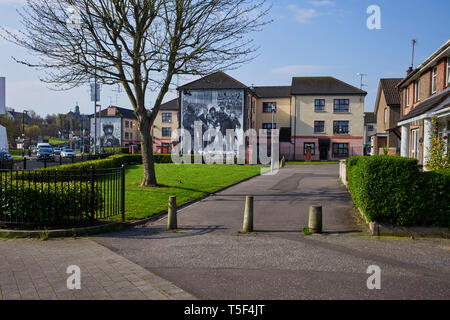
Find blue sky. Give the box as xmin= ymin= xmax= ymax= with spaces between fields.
xmin=0 ymin=0 xmax=449 ymax=116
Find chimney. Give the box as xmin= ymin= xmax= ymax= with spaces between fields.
xmin=107 ymin=106 xmax=117 ymax=116
xmin=406 ymin=66 xmax=413 ymax=75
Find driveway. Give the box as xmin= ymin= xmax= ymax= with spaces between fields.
xmin=94 ymin=164 xmax=450 ymax=299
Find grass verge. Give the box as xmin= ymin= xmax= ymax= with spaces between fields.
xmin=123 ymin=164 xmax=261 ymax=220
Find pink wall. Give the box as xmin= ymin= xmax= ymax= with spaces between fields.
xmin=280 ymin=138 xmax=363 ymax=161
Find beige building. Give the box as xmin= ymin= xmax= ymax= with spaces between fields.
xmin=288 ymin=77 xmax=366 ymax=161
xmin=152 ymin=98 xmax=179 ymax=154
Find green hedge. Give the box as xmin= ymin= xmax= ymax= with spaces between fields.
xmin=0 ymin=183 xmax=103 ymax=224
xmin=347 ymin=156 xmax=450 ymax=227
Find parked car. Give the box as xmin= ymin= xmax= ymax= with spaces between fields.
xmin=53 ymin=147 xmax=62 ymax=156
xmin=37 ymin=143 xmax=52 ymax=149
xmin=61 ymin=148 xmax=76 ymax=158
xmin=36 ymin=147 xmax=54 ymax=161
xmin=0 ymin=151 xmax=13 ymax=169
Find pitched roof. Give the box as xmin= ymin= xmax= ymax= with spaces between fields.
xmin=252 ymin=86 xmax=292 ymax=98
xmin=160 ymin=98 xmax=179 ymax=110
xmin=291 ymin=77 xmax=367 ymax=95
xmin=364 ymin=112 xmax=376 ymax=124
xmin=399 ymin=87 xmax=450 ymax=122
xmin=380 ymin=78 xmax=402 ymax=106
xmin=91 ymin=106 xmax=137 ymax=119
xmin=178 ymin=71 xmax=248 ymax=90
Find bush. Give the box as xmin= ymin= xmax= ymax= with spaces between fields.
xmin=347 ymin=155 xmax=450 ymax=227
xmin=0 ymin=183 xmax=103 ymax=224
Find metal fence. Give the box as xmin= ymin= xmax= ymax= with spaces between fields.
xmin=0 ymin=166 xmax=125 ymax=229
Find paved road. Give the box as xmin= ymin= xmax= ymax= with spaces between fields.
xmin=95 ymin=164 xmax=450 ymax=299
xmin=0 ymin=238 xmax=194 ymax=300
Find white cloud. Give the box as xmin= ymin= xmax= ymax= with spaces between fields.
xmin=310 ymin=0 xmax=335 ymax=7
xmin=272 ymin=65 xmax=327 ymax=75
xmin=287 ymin=5 xmax=318 ymax=24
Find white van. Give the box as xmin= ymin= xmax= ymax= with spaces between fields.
xmin=37 ymin=142 xmax=52 ymax=150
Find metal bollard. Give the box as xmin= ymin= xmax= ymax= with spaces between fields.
xmin=308 ymin=205 xmax=322 ymax=233
xmin=44 ymin=158 xmax=47 ymax=169
xmin=23 ymin=157 xmax=27 ymax=170
xmin=242 ymin=196 xmax=254 ymax=232
xmin=59 ymin=155 xmax=62 ymax=165
xmin=167 ymin=196 xmax=177 ymax=230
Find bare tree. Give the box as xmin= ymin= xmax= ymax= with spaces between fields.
xmin=1 ymin=0 xmax=270 ymax=186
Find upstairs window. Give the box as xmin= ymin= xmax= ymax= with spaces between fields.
xmin=384 ymin=108 xmax=388 ymax=124
xmin=162 ymin=113 xmax=172 ymax=123
xmin=124 ymin=120 xmax=129 ymax=128
xmin=263 ymin=102 xmax=276 ymax=113
xmin=333 ymin=99 xmax=349 ymax=112
xmin=432 ymin=67 xmax=437 ymax=93
xmin=162 ymin=127 xmax=172 ymax=137
xmin=368 ymin=125 xmax=374 ymax=131
xmin=447 ymin=57 xmax=450 ymax=86
xmin=314 ymin=121 xmax=325 ymax=133
xmin=414 ymin=79 xmax=420 ymax=102
xmin=314 ymin=99 xmax=325 ymax=112
xmin=405 ymin=86 xmax=410 ymax=107
xmin=333 ymin=121 xmax=349 ymax=134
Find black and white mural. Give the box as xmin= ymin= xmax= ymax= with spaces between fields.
xmin=181 ymin=90 xmax=244 ymax=153
xmin=90 ymin=117 xmax=122 ymax=148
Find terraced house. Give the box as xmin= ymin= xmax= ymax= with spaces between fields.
xmin=170 ymin=72 xmax=366 ymax=161
xmin=398 ymin=39 xmax=450 ymax=167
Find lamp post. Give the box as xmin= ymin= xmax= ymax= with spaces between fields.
xmin=22 ymin=110 xmax=28 ymax=157
xmin=271 ymin=103 xmax=275 ymax=172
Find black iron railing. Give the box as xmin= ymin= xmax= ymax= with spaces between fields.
xmin=0 ymin=166 xmax=125 ymax=229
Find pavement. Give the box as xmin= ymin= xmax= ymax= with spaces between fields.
xmin=0 ymin=237 xmax=195 ymax=300
xmin=93 ymin=164 xmax=450 ymax=300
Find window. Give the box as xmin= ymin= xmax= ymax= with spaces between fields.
xmin=405 ymin=87 xmax=410 ymax=107
xmin=447 ymin=57 xmax=450 ymax=86
xmin=262 ymin=123 xmax=276 ymax=134
xmin=411 ymin=129 xmax=419 ymax=159
xmin=368 ymin=125 xmax=374 ymax=131
xmin=130 ymin=133 xmax=133 ymax=140
xmin=304 ymin=143 xmax=315 ymax=155
xmin=130 ymin=121 xmax=133 ymax=128
xmin=333 ymin=99 xmax=349 ymax=112
xmin=333 ymin=121 xmax=349 ymax=134
xmin=124 ymin=132 xmax=129 ymax=139
xmin=162 ymin=113 xmax=172 ymax=123
xmin=314 ymin=99 xmax=325 ymax=112
xmin=314 ymin=121 xmax=325 ymax=133
xmin=384 ymin=108 xmax=388 ymax=124
xmin=432 ymin=67 xmax=437 ymax=93
xmin=263 ymin=102 xmax=276 ymax=113
xmin=414 ymin=79 xmax=420 ymax=102
xmin=162 ymin=127 xmax=172 ymax=137
xmin=333 ymin=143 xmax=348 ymax=157
xmin=124 ymin=120 xmax=129 ymax=128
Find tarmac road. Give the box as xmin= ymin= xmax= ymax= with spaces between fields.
xmin=94 ymin=164 xmax=450 ymax=299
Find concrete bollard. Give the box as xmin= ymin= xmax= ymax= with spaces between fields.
xmin=308 ymin=205 xmax=322 ymax=233
xmin=242 ymin=196 xmax=254 ymax=232
xmin=167 ymin=196 xmax=177 ymax=230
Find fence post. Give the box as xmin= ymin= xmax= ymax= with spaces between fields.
xmin=59 ymin=155 xmax=62 ymax=165
xmin=121 ymin=164 xmax=126 ymax=222
xmin=90 ymin=166 xmax=95 ymax=225
xmin=23 ymin=157 xmax=27 ymax=170
xmin=44 ymin=158 xmax=47 ymax=169
xmin=71 ymin=156 xmax=74 ymax=163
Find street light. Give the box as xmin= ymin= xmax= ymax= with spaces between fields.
xmin=22 ymin=110 xmax=28 ymax=157
xmin=271 ymin=103 xmax=276 ymax=172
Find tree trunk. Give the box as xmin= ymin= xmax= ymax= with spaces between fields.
xmin=137 ymin=113 xmax=158 ymax=187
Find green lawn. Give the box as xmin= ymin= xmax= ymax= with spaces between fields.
xmin=46 ymin=137 xmax=70 ymax=145
xmin=123 ymin=164 xmax=261 ymax=220
xmin=286 ymin=161 xmax=339 ymax=165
